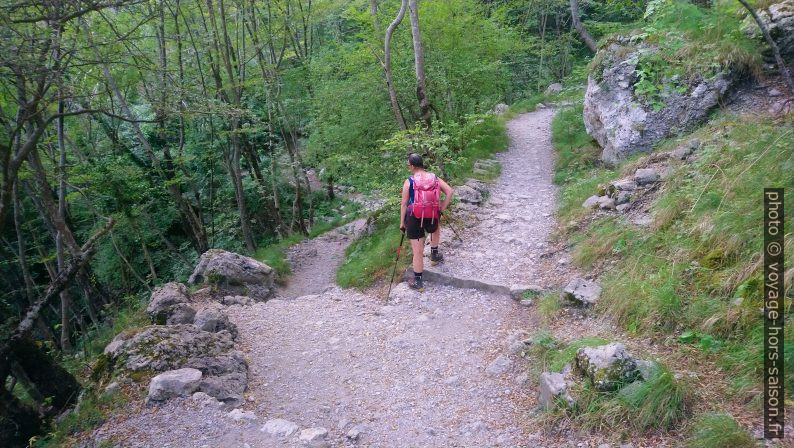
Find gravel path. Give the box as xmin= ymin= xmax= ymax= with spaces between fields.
xmin=92 ymin=110 xmax=558 ymax=447
xmin=280 ymin=219 xmax=367 ymax=299
xmin=434 ymin=108 xmax=558 ymax=288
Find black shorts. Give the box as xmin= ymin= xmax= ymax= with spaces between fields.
xmin=405 ymin=211 xmax=439 ymax=240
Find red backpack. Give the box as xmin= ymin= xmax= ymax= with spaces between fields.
xmin=410 ymin=173 xmax=440 ymax=225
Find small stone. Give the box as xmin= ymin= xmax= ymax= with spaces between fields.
xmin=769 ymin=88 xmax=782 ymax=97
xmin=634 ymin=168 xmax=660 ymax=185
xmin=299 ymin=427 xmax=328 ymax=442
xmin=545 ymin=83 xmax=563 ymax=95
xmin=611 ymin=179 xmax=637 ymax=191
xmin=616 ymin=203 xmax=631 ymax=212
xmin=582 ymin=195 xmax=600 ymax=209
xmin=598 ymin=444 xmax=611 ymax=448
xmin=562 ymin=278 xmax=602 ymax=306
xmin=222 ymin=295 xmax=253 ymax=306
xmin=347 ymin=427 xmax=363 ymax=441
xmin=575 ymin=343 xmax=640 ymax=391
xmin=671 ymin=145 xmax=694 ymax=160
xmin=328 ymin=336 xmax=341 ymax=345
xmin=227 ymin=408 xmax=257 ymax=423
xmin=261 ymin=418 xmax=300 ymax=437
xmin=191 ymin=391 xmax=220 ymax=407
xmin=538 ymin=372 xmax=575 ymax=409
xmin=520 ymin=299 xmax=533 ymax=307
xmin=486 ymin=355 xmax=512 ymax=375
xmin=514 ymin=372 xmax=529 ymax=385
xmin=598 ymin=196 xmax=616 ymax=210
xmin=103 ymin=381 xmax=120 ymax=394
xmin=444 ymin=375 xmax=460 ymax=385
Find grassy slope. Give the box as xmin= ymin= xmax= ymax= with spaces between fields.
xmin=540 ymin=2 xmax=792 ymax=439
xmin=550 ymin=103 xmax=793 ymax=441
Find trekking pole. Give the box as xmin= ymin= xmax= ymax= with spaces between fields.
xmin=385 ymin=230 xmax=406 ymax=301
xmin=441 ymin=211 xmax=463 ymax=242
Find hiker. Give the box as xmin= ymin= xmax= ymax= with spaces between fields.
xmin=400 ymin=153 xmax=454 ymax=291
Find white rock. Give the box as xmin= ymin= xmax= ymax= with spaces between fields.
xmin=539 ymin=372 xmax=575 ymax=409
xmin=562 ymin=278 xmax=602 ymax=305
xmin=582 ymin=195 xmax=600 ymax=209
xmin=261 ymin=418 xmax=300 ymax=437
xmin=299 ymin=427 xmax=328 ymax=442
xmin=147 ymin=368 xmax=202 ymax=402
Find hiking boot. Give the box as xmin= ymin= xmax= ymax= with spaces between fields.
xmin=408 ymin=278 xmax=425 ymax=291
xmin=430 ymin=251 xmax=444 ymax=266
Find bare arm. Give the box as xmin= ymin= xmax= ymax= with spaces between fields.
xmin=400 ymin=179 xmax=410 ymax=230
xmin=438 ymin=178 xmax=454 ymax=212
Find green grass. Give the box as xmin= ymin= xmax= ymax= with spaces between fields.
xmin=549 ymin=103 xmax=618 ymax=224
xmin=554 ymin=104 xmax=794 ymax=399
xmin=537 ymin=291 xmax=562 ymax=320
xmin=527 ymin=334 xmax=610 ymax=378
xmin=528 ymin=335 xmax=689 ymax=432
xmin=558 ymin=363 xmax=690 ymax=433
xmin=36 ymin=388 xmax=134 ymax=448
xmin=684 ymin=413 xmax=756 ymax=448
xmin=336 ymin=208 xmax=409 ymax=289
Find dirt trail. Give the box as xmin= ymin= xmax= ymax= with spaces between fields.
xmin=279 ymin=219 xmax=367 ymax=299
xmin=433 ymin=108 xmax=558 ymax=288
xmin=94 ymin=110 xmax=558 ymax=447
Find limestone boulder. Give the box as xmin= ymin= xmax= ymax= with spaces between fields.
xmin=189 ymin=249 xmax=275 ymax=301
xmin=194 ymin=306 xmax=238 ymax=340
xmin=584 ymin=38 xmax=734 ymax=164
xmin=146 ymin=282 xmax=195 ymax=325
xmin=455 ymin=185 xmax=483 ymax=205
xmin=147 ymin=368 xmax=202 ymax=403
xmin=575 ymin=343 xmax=640 ymax=391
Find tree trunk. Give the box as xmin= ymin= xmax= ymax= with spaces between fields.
xmin=11 ymin=337 xmax=81 ymax=414
xmin=408 ymin=0 xmax=431 ymax=128
xmin=56 ymin=98 xmax=73 ymax=351
xmin=384 ymin=0 xmax=408 ymax=130
xmin=738 ymin=0 xmax=794 ymax=93
xmin=0 ymin=385 xmax=41 ymax=448
xmin=570 ymin=0 xmax=597 ymax=53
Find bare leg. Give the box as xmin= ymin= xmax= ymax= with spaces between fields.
xmin=411 ymin=237 xmax=425 ymax=273
xmin=430 ymin=226 xmax=441 ymax=248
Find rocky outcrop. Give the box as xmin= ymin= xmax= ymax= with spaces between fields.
xmin=146 ymin=282 xmax=195 ymax=325
xmin=104 ymin=324 xmax=248 ymax=405
xmin=575 ymin=343 xmax=640 ymax=391
xmin=584 ymin=38 xmax=733 ymax=164
xmin=742 ymin=1 xmax=794 ymax=60
xmin=194 ymin=306 xmax=238 ymax=339
xmin=189 ymin=249 xmax=275 ymax=301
